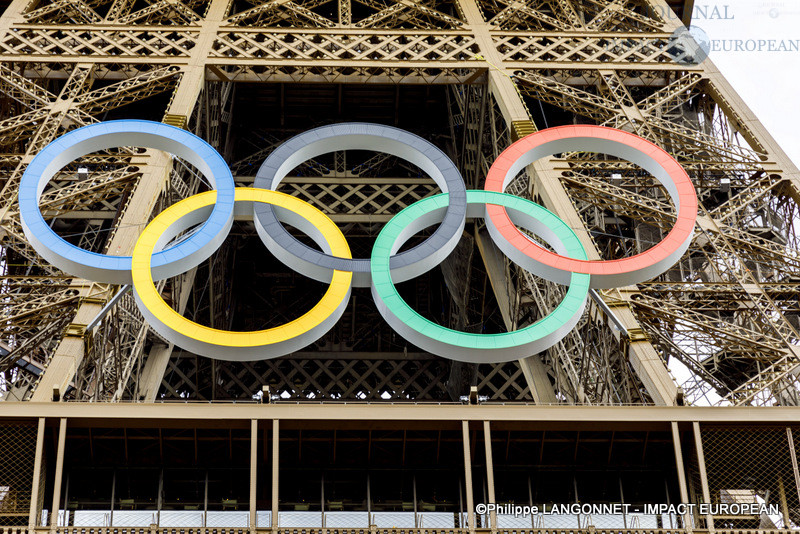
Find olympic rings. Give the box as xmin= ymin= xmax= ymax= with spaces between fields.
xmin=371 ymin=190 xmax=590 ymax=363
xmin=484 ymin=124 xmax=697 ymax=289
xmin=21 ymin=120 xmax=697 ymax=363
xmin=19 ymin=120 xmax=236 ymax=284
xmin=131 ymin=188 xmax=353 ymax=361
xmin=253 ymin=123 xmax=468 ymax=287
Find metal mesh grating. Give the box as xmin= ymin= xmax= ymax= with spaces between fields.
xmin=35 ymin=445 xmax=46 ymax=527
xmin=693 ymin=424 xmax=800 ymax=529
xmin=790 ymin=426 xmax=800 ymax=527
xmin=0 ymin=421 xmax=37 ymax=526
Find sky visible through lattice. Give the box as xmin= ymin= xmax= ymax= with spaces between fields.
xmin=657 ymin=1 xmax=800 ymax=405
xmin=691 ymin=0 xmax=800 ymax=167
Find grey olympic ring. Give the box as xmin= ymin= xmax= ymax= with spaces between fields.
xmin=253 ymin=123 xmax=468 ymax=287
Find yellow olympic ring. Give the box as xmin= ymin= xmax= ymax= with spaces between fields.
xmin=131 ymin=188 xmax=353 ymax=361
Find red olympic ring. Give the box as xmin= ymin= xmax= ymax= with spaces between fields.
xmin=484 ymin=125 xmax=697 ymax=289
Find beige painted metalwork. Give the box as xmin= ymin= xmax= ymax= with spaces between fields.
xmin=0 ymin=0 xmax=798 ymax=412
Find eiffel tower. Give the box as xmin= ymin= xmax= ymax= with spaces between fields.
xmin=0 ymin=0 xmax=799 ymax=532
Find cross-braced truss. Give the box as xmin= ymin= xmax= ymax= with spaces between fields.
xmin=1 ymin=0 xmax=798 ymax=407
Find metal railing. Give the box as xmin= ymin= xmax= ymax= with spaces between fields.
xmin=31 ymin=510 xmax=751 ymax=531
xmin=27 ymin=527 xmax=800 ymax=534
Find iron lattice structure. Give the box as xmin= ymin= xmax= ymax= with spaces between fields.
xmin=0 ymin=0 xmax=798 ymax=408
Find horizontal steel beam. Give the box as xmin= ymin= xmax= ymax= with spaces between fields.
xmin=2 ymin=402 xmax=800 ymax=424
xmin=1 ymin=56 xmax=697 ymax=71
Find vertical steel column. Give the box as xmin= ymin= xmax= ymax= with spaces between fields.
xmin=250 ymin=419 xmax=258 ymax=530
xmin=462 ymin=421 xmax=475 ymax=533
xmin=110 ymin=470 xmax=116 ymax=526
xmin=482 ymin=421 xmax=497 ymax=531
xmin=692 ymin=422 xmax=714 ymax=532
xmin=671 ymin=422 xmax=692 ymax=533
xmin=528 ymin=476 xmax=535 ymax=529
xmin=321 ymin=472 xmax=325 ymax=527
xmin=337 ymin=0 xmax=350 ymax=25
xmin=787 ymin=428 xmax=800 ymax=520
xmin=50 ymin=418 xmax=67 ymax=532
xmin=412 ymin=474 xmax=418 ymax=528
xmin=157 ymin=469 xmax=164 ymax=526
xmin=777 ymin=477 xmax=791 ymax=527
xmin=61 ymin=475 xmax=69 ymax=529
xmin=272 ymin=419 xmax=279 ymax=530
xmin=28 ymin=418 xmax=46 ymax=529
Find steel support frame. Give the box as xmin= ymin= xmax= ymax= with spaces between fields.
xmin=671 ymin=421 xmax=693 ymax=533
xmin=28 ymin=417 xmax=45 ymax=530
xmin=14 ymin=403 xmax=800 ymax=534
xmin=454 ymin=0 xmax=677 ymax=406
xmin=14 ymin=0 xmax=232 ymax=402
xmin=49 ymin=418 xmax=67 ymax=531
xmin=462 ymin=420 xmax=475 ymax=533
xmin=0 ymin=0 xmax=798 ymax=407
xmin=692 ymin=421 xmax=714 ymax=532
xmin=271 ymin=419 xmax=279 ymax=530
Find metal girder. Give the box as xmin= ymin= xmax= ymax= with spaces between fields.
xmin=549 ymin=0 xmax=585 ymax=29
xmin=0 ymin=314 xmax=71 ymax=372
xmin=0 ymin=109 xmax=49 ymax=147
xmin=7 ymin=397 xmax=800 ymax=420
xmin=0 ymin=0 xmax=799 ymax=409
xmin=231 ymin=0 xmax=337 ymax=27
xmin=272 ymin=178 xmax=440 ymax=221
xmin=487 ymin=0 xmax=572 ymax=31
xmin=72 ymin=65 xmax=181 ymax=116
xmin=638 ymin=71 xmax=702 ymax=114
xmin=0 ymin=27 xmax=705 ymax=78
xmin=24 ymin=0 xmax=104 ymax=24
xmin=507 ymin=38 xmax=800 ymax=405
xmin=38 ymin=168 xmax=141 ymax=217
xmin=0 ymin=64 xmax=54 ymax=110
xmin=516 ymin=68 xmax=764 ymax=164
xmin=160 ymin=352 xmax=451 ymax=400
xmin=626 ymin=0 xmax=800 ymax=406
xmin=452 ymin=0 xmax=670 ymax=405
xmin=354 ymin=0 xmax=464 ymax=29
xmin=498 ymin=32 xmax=687 ymax=65
xmin=561 ymin=172 xmax=800 ymax=280
xmin=116 ymin=0 xmax=203 ymax=25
